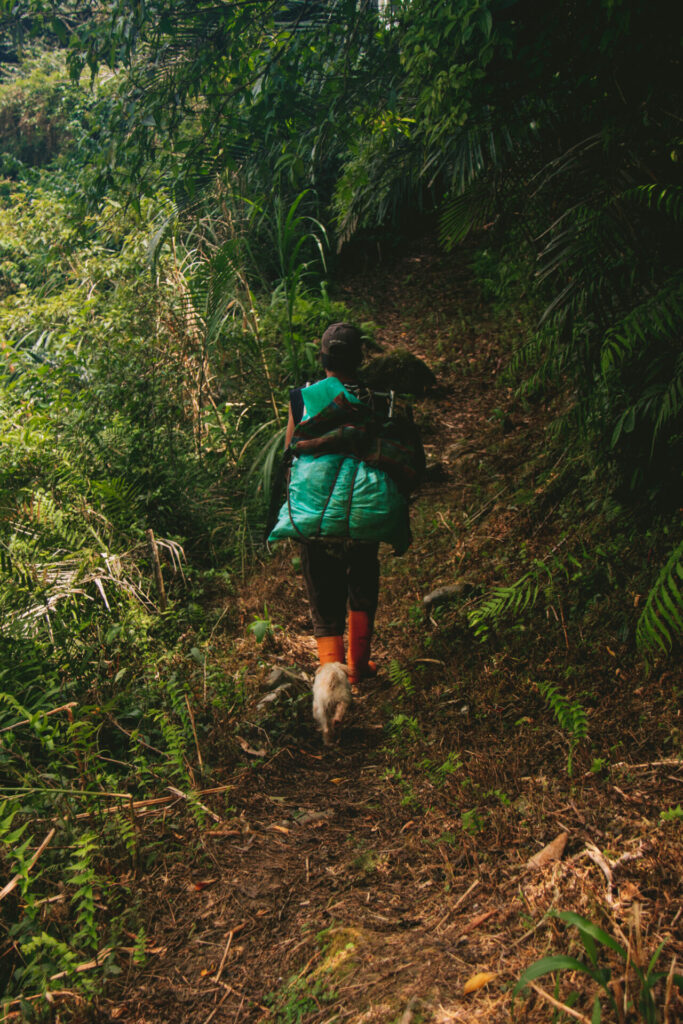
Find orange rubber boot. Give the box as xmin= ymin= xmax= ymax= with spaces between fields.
xmin=347 ymin=611 xmax=377 ymax=690
xmin=316 ymin=635 xmax=345 ymax=665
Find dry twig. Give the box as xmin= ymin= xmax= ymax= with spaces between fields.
xmin=528 ymin=982 xmax=592 ymax=1024
xmin=0 ymin=702 xmax=77 ymax=735
xmin=0 ymin=827 xmax=56 ymax=903
xmin=167 ymin=785 xmax=221 ymax=822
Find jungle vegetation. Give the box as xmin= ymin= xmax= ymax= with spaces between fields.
xmin=0 ymin=0 xmax=680 ymax=1014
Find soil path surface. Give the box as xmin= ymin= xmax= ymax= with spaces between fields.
xmin=104 ymin=244 xmax=682 ymax=1024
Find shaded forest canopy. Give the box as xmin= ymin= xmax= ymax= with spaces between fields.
xmin=0 ymin=1 xmax=681 ymax=1019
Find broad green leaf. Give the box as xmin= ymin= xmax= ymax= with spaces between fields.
xmin=554 ymin=911 xmax=626 ymax=960
xmin=248 ymin=619 xmax=270 ymax=643
xmin=51 ymin=18 xmax=68 ymax=45
xmin=513 ymin=955 xmax=596 ymax=996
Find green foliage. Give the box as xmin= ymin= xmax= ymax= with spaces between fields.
xmin=0 ymin=70 xmax=357 ymax=1009
xmin=514 ymin=910 xmax=683 ymax=1023
xmin=68 ymin=830 xmax=99 ymax=951
xmin=12 ymin=1 xmax=679 ymax=515
xmin=468 ymin=562 xmax=549 ymax=642
xmin=0 ymin=50 xmax=92 ymax=170
xmin=1 ymin=0 xmax=681 ymax=1008
xmin=383 ymin=766 xmax=422 ymax=811
xmin=536 ymin=680 xmax=589 ymax=777
xmin=636 ymin=538 xmax=683 ymax=657
xmin=338 ymin=0 xmax=682 ymax=506
xmin=387 ymin=714 xmax=420 ymax=743
xmin=461 ymin=807 xmax=485 ymax=835
xmin=16 ymin=0 xmax=386 ymax=217
xmin=265 ymin=972 xmax=337 ymax=1024
xmin=248 ymin=604 xmax=282 ymax=644
xmin=388 ymin=658 xmax=414 ymax=696
xmin=420 ymin=751 xmax=462 ymax=788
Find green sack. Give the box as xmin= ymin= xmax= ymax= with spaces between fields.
xmin=268 ymin=378 xmax=412 ymax=553
xmin=269 ymin=452 xmax=411 ymax=553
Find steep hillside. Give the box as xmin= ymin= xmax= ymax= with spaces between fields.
xmin=84 ymin=242 xmax=683 ymax=1024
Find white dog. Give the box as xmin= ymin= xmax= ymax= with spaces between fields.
xmin=312 ymin=662 xmax=352 ymax=745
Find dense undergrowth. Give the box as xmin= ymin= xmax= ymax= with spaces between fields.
xmin=0 ymin=53 xmax=356 ymax=1013
xmin=0 ymin=3 xmax=681 ymax=1018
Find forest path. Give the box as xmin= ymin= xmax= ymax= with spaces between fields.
xmin=103 ymin=242 xmax=682 ymax=1024
xmin=104 ymin=242 xmax=518 ymax=1024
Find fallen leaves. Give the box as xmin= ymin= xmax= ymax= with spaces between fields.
xmin=463 ymin=971 xmax=497 ymax=994
xmin=457 ymin=909 xmax=498 ymax=940
xmin=527 ymin=831 xmax=568 ymax=870
xmin=188 ymin=878 xmax=218 ymax=892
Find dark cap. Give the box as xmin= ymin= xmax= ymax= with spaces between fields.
xmin=320 ymin=322 xmax=363 ymax=368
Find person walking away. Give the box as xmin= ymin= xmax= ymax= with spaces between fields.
xmin=269 ymin=323 xmax=424 ymax=690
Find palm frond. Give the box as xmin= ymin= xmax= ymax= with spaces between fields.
xmin=601 ymin=273 xmax=683 ymax=371
xmin=624 ymin=184 xmax=683 ymax=222
xmin=610 ymin=353 xmax=683 ymax=453
xmin=438 ymin=180 xmax=495 ymax=250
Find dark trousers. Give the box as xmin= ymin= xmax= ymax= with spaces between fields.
xmin=300 ymin=541 xmax=380 ymax=637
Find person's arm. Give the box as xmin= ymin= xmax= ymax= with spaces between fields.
xmin=285 ymin=404 xmax=296 ymax=449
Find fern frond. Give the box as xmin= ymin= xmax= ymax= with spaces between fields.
xmin=468 ymin=561 xmax=552 ymax=640
xmin=536 ymin=680 xmax=588 ymax=741
xmin=388 ymin=659 xmax=413 ymax=695
xmin=636 ymin=538 xmax=683 ymax=655
xmin=69 ymin=830 xmax=99 ymax=951
xmin=536 ymin=679 xmax=588 ymax=775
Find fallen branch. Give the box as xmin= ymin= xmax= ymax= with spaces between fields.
xmin=1 ymin=990 xmax=83 ymax=1015
xmin=48 ymin=947 xmax=113 ymax=983
xmin=0 ymin=828 xmax=56 ymax=903
xmin=68 ymin=784 xmax=232 ymax=821
xmin=185 ymin=693 xmax=204 ymax=771
xmin=0 ymin=702 xmax=77 ymax=735
xmin=456 ymin=908 xmax=497 ymax=940
xmin=611 ymin=759 xmax=682 ymax=770
xmin=146 ymin=528 xmax=167 ymax=611
xmin=203 ymin=987 xmax=232 ymax=1024
xmin=581 ymin=839 xmax=651 ymax=907
xmin=451 ymin=878 xmax=480 ymax=914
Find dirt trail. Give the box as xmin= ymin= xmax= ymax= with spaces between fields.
xmin=104 ymin=243 xmax=682 ymax=1024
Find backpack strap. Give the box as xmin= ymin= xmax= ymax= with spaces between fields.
xmin=289 ymin=387 xmax=305 ymax=426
